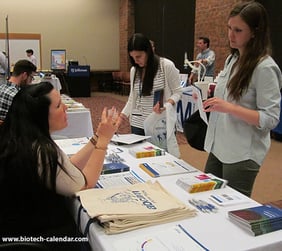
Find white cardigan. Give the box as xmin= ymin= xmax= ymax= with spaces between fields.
xmin=122 ymin=57 xmax=183 ymax=118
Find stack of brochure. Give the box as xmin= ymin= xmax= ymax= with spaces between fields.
xmin=176 ymin=173 xmax=228 ymax=193
xmin=76 ymin=181 xmax=197 ymax=234
xmin=228 ymin=203 xmax=282 ymax=236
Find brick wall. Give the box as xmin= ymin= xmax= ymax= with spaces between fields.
xmin=194 ymin=0 xmax=239 ymax=77
xmin=119 ymin=0 xmax=135 ymax=72
xmin=120 ymin=0 xmax=241 ymax=76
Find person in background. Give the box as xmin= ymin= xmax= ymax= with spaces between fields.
xmin=188 ymin=37 xmax=215 ymax=84
xmin=120 ymin=33 xmax=182 ymax=135
xmin=26 ymin=48 xmax=37 ymax=67
xmin=0 ymin=51 xmax=8 ymax=85
xmin=0 ymin=59 xmax=36 ymax=122
xmin=202 ymin=1 xmax=282 ymax=197
xmin=0 ymin=81 xmax=120 ymax=250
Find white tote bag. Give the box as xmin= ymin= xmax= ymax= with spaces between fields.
xmin=144 ymin=103 xmax=180 ymax=158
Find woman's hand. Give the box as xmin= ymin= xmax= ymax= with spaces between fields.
xmin=203 ymin=97 xmax=234 ymax=113
xmin=118 ymin=113 xmax=128 ymax=124
xmin=203 ymin=97 xmax=260 ymax=126
xmin=153 ymin=99 xmax=175 ymax=114
xmin=96 ymin=107 xmax=120 ymax=146
xmin=153 ymin=101 xmax=165 ymax=114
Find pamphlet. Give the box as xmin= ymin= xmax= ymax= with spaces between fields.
xmin=101 ymin=162 xmax=130 ymax=175
xmin=139 ymin=159 xmax=197 ymax=178
xmin=96 ymin=171 xmax=144 ymax=189
xmin=228 ymin=204 xmax=282 ymax=236
xmin=209 ymin=193 xmax=250 ymax=206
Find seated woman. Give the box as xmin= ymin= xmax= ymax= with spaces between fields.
xmin=0 ymin=82 xmax=120 ymax=250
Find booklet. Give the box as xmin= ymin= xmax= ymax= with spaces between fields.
xmin=139 ymin=159 xmax=198 ymax=178
xmin=96 ymin=170 xmax=144 ymax=189
xmin=101 ymin=162 xmax=130 ymax=175
xmin=209 ymin=193 xmax=249 ymax=206
xmin=111 ymin=134 xmax=151 ymax=145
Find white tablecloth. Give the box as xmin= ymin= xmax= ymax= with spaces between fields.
xmin=63 ymin=141 xmax=282 ymax=251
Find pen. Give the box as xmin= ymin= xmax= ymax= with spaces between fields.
xmin=192 ymin=199 xmax=211 ymax=213
xmin=188 ymin=199 xmax=209 ymax=213
xmin=199 ymin=199 xmax=218 ymax=213
xmin=116 ymin=147 xmax=123 ymax=153
xmin=210 ymin=194 xmax=222 ymax=203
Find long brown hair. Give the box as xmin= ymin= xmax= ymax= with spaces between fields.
xmin=227 ymin=1 xmax=271 ymax=101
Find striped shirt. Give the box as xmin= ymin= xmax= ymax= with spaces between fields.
xmin=131 ymin=61 xmax=165 ymax=129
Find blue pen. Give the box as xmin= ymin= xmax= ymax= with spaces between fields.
xmin=189 ymin=200 xmax=208 ymax=213
xmin=210 ymin=194 xmax=223 ymax=203
xmin=192 ymin=199 xmax=211 ymax=213
xmin=199 ymin=199 xmax=218 ymax=212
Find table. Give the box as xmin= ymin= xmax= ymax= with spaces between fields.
xmin=58 ymin=140 xmax=282 ymax=251
xmin=52 ymin=95 xmax=93 ymax=138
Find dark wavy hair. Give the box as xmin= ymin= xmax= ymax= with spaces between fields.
xmin=227 ymin=1 xmax=271 ymax=101
xmin=0 ymin=82 xmax=66 ymax=192
xmin=127 ymin=33 xmax=160 ymax=95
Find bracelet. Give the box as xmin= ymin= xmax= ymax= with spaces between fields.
xmin=89 ymin=134 xmax=99 ymax=146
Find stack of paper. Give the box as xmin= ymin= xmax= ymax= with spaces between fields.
xmin=76 ymin=181 xmax=197 ymax=234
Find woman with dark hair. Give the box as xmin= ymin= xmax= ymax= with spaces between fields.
xmin=0 ymin=82 xmax=119 ymax=250
xmin=202 ymin=1 xmax=282 ymax=197
xmin=120 ymin=33 xmax=182 ymax=156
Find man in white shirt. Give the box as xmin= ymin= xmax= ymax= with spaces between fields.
xmin=26 ymin=49 xmax=37 ymax=67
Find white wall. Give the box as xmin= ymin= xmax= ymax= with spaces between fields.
xmin=0 ymin=0 xmax=120 ymax=71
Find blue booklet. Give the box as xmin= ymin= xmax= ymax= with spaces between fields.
xmin=101 ymin=162 xmax=130 ymax=175
xmin=228 ymin=204 xmax=282 ymax=236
